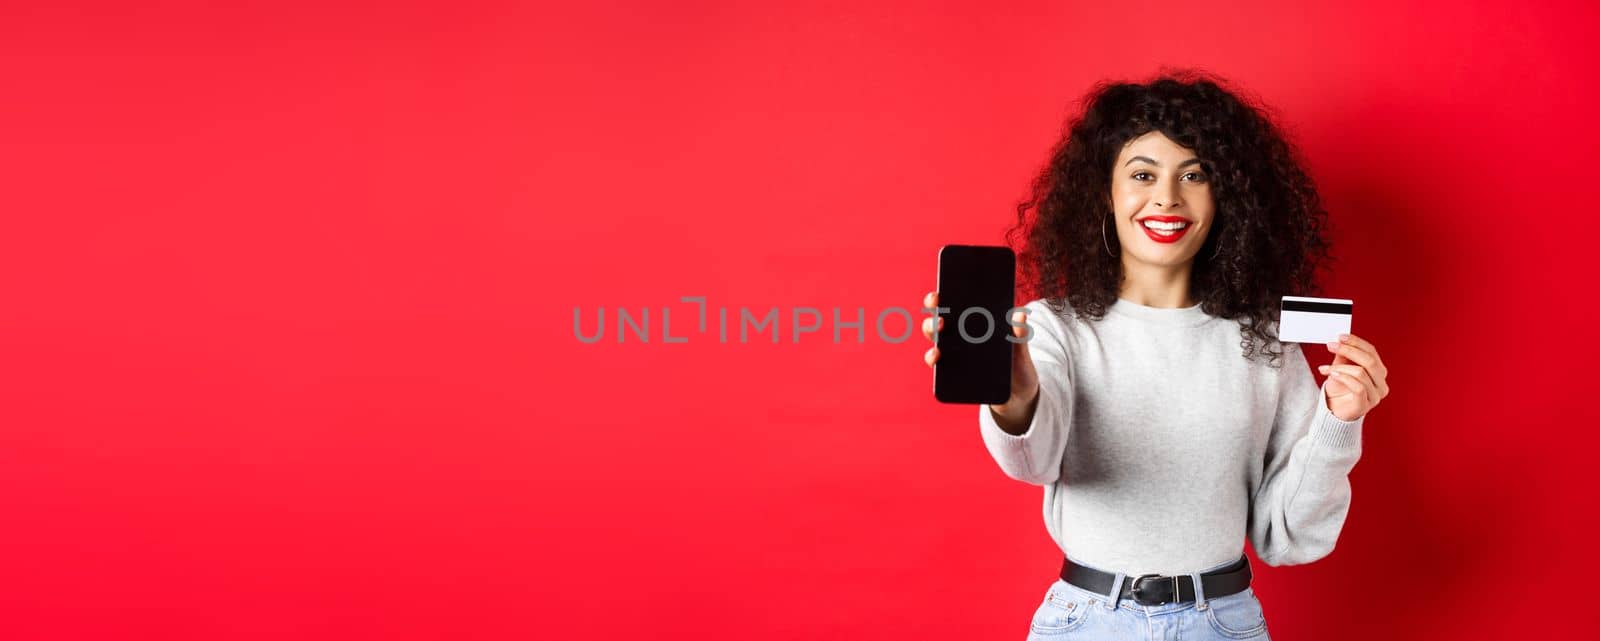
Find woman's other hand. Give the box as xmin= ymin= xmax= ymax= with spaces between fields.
xmin=1317 ymin=333 xmax=1390 ymax=421
xmin=922 ymin=292 xmax=1040 ymax=421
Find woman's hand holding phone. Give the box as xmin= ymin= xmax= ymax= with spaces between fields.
xmin=922 ymin=291 xmax=1041 ymax=434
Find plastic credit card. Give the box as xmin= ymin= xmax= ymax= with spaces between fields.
xmin=1279 ymin=296 xmax=1353 ymax=344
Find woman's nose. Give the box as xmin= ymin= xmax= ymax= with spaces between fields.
xmin=1154 ymin=184 xmax=1183 ymax=209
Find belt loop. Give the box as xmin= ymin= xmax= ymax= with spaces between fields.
xmin=1105 ymin=573 xmax=1125 ymax=610
xmin=1191 ymin=569 xmax=1208 ymax=610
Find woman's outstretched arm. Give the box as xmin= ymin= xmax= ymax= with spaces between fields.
xmin=976 ymin=300 xmax=1074 ymax=486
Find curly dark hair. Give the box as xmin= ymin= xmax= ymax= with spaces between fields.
xmin=1007 ymin=70 xmax=1335 ymax=367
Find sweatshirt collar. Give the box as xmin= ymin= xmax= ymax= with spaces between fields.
xmin=1108 ymin=297 xmax=1213 ymax=327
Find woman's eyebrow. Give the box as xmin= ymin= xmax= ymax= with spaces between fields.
xmin=1123 ymin=156 xmax=1204 ymax=167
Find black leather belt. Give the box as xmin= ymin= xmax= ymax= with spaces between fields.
xmin=1060 ymin=555 xmax=1252 ymax=606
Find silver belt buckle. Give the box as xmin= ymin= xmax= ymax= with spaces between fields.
xmin=1130 ymin=573 xmax=1180 ymax=606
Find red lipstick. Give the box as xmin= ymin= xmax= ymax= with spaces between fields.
xmin=1135 ymin=215 xmax=1193 ymax=244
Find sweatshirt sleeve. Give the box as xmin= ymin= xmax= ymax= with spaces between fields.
xmin=976 ymin=301 xmax=1075 ymax=486
xmin=1248 ymin=342 xmax=1365 ymax=566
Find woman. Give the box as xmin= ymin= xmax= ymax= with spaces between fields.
xmin=921 ymin=72 xmax=1391 ymax=640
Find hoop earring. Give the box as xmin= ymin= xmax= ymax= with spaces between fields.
xmin=1101 ymin=213 xmax=1117 ymax=258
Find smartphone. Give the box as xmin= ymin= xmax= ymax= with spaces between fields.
xmin=933 ymin=245 xmax=1016 ymax=404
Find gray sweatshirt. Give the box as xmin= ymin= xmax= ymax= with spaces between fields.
xmin=978 ymin=297 xmax=1364 ymax=576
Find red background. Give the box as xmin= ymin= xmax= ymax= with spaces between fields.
xmin=2 ymin=1 xmax=1597 ymax=639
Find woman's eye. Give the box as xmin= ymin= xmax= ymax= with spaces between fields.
xmin=1132 ymin=172 xmax=1153 ymax=181
xmin=1182 ymin=172 xmax=1208 ymax=182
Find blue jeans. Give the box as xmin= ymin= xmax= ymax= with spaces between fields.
xmin=1025 ymin=556 xmax=1271 ymax=640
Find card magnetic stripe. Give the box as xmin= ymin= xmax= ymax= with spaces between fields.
xmin=1281 ymin=300 xmax=1353 ymax=314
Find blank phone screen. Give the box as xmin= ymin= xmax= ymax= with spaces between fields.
xmin=934 ymin=245 xmax=1015 ymax=404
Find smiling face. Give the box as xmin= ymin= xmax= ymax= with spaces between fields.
xmin=1108 ymin=131 xmax=1216 ymax=269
